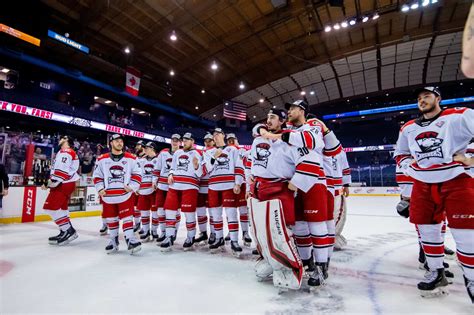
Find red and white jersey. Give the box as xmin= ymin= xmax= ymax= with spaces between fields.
xmin=155 ymin=148 xmax=175 ymax=192
xmin=93 ymin=152 xmax=142 ymax=204
xmin=395 ymin=163 xmax=414 ymax=198
xmin=138 ymin=155 xmax=159 ymax=195
xmin=394 ymin=108 xmax=474 ymax=183
xmin=203 ymin=146 xmax=244 ymax=191
xmin=466 ymin=141 xmax=474 ymax=176
xmin=169 ymin=149 xmax=203 ymax=191
xmin=327 ymin=150 xmax=351 ymax=196
xmin=249 ymin=133 xmax=326 ymax=193
xmin=50 ymin=148 xmax=80 ymax=183
xmin=198 ymin=147 xmax=213 ymax=194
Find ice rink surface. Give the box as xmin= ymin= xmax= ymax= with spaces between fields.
xmin=1 ymin=196 xmax=472 ymax=314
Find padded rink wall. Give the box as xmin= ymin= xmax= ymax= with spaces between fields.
xmin=0 ymin=186 xmax=102 ymax=224
xmin=0 ymin=186 xmax=401 ymax=224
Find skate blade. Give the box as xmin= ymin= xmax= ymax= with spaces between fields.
xmin=100 ymin=232 xmax=108 ymax=236
xmin=196 ymin=240 xmax=208 ymax=246
xmin=420 ymin=287 xmax=449 ymax=298
xmin=418 ymin=263 xmax=426 ymax=270
xmin=140 ymin=237 xmax=151 ymax=243
xmin=183 ymin=246 xmax=195 ymax=252
xmin=256 ymin=275 xmax=273 ymax=282
xmin=106 ymin=248 xmax=119 ymax=254
xmin=129 ymin=245 xmax=142 ymax=255
xmin=444 ymin=253 xmax=456 ymax=261
xmin=232 ymin=251 xmax=242 ymax=258
xmin=58 ymin=233 xmax=78 ymax=246
xmin=160 ymin=247 xmax=172 ymax=252
xmin=210 ymin=247 xmax=224 ymax=254
xmin=244 ymin=241 xmax=252 ymax=247
xmin=48 ymin=240 xmax=58 ymax=245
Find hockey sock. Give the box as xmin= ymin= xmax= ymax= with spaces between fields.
xmin=140 ymin=210 xmax=150 ymax=233
xmin=102 ymin=217 xmax=107 ymax=225
xmin=122 ymin=216 xmax=135 ymax=240
xmin=158 ymin=207 xmax=166 ymax=234
xmin=450 ymin=228 xmax=474 ymax=281
xmin=46 ymin=210 xmax=72 ymax=232
xmin=196 ymin=207 xmax=208 ymax=233
xmin=210 ymin=207 xmax=223 ymax=239
xmin=326 ymin=220 xmax=335 ymax=259
xmin=293 ymin=221 xmax=312 ymax=260
xmin=225 ymin=207 xmax=239 ymax=242
xmin=176 ymin=211 xmax=181 ymax=231
xmin=209 ymin=209 xmax=215 ymax=234
xmin=308 ymin=221 xmax=329 ymax=264
xmin=106 ymin=217 xmax=119 ymax=239
xmin=165 ymin=209 xmax=177 ymax=238
xmin=184 ymin=212 xmax=197 ymax=238
xmin=239 ymin=206 xmax=249 ymax=233
xmin=151 ymin=210 xmax=159 ymax=234
xmin=416 ymin=223 xmax=444 ymax=270
xmin=133 ymin=208 xmax=140 ymax=225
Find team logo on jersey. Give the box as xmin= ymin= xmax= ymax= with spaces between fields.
xmin=108 ymin=165 xmax=125 ymax=184
xmin=215 ymin=153 xmax=230 ymax=171
xmin=331 ymin=157 xmax=338 ymax=171
xmin=253 ymin=143 xmax=271 ymax=168
xmin=143 ymin=163 xmax=154 ymax=175
xmin=414 ymin=131 xmax=444 ymax=161
xmin=165 ymin=158 xmax=172 ymax=170
xmin=177 ymin=155 xmax=190 ymax=171
xmin=435 ymin=121 xmax=445 ymax=128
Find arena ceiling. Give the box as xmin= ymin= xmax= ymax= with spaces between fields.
xmin=35 ymin=0 xmax=472 ymax=116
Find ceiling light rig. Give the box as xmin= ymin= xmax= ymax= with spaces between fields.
xmin=324 ymin=13 xmax=380 ymax=33
xmin=170 ymin=31 xmax=177 ymax=41
xmin=211 ymin=61 xmax=218 ymax=71
xmin=401 ymin=0 xmax=438 ymax=12
xmin=239 ymin=82 xmax=245 ymax=90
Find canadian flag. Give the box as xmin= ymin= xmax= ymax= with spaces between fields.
xmin=125 ymin=66 xmax=141 ymax=96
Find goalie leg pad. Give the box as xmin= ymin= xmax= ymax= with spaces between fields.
xmin=249 ymin=197 xmax=303 ymax=290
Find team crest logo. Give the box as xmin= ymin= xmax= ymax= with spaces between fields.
xmin=331 ymin=157 xmax=338 ymax=171
xmin=215 ymin=152 xmax=230 ymax=171
xmin=253 ymin=143 xmax=271 ymax=168
xmin=143 ymin=163 xmax=154 ymax=175
xmin=435 ymin=121 xmax=445 ymax=128
xmin=414 ymin=131 xmax=444 ymax=161
xmin=109 ymin=165 xmax=125 ymax=184
xmin=177 ymin=155 xmax=190 ymax=171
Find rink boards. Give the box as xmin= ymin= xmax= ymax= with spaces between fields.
xmin=0 ymin=186 xmax=400 ymax=224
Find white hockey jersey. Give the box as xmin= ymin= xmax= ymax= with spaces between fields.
xmin=328 ymin=150 xmax=351 ymax=196
xmin=198 ymin=148 xmax=213 ymax=194
xmin=93 ymin=152 xmax=142 ymax=204
xmin=249 ymin=133 xmax=326 ymax=193
xmin=50 ymin=148 xmax=80 ymax=183
xmin=155 ymin=148 xmax=176 ymax=192
xmin=203 ymin=145 xmax=244 ymax=191
xmin=169 ymin=149 xmax=203 ymax=191
xmin=394 ymin=107 xmax=474 ymax=183
xmin=138 ymin=155 xmax=159 ymax=195
xmin=466 ymin=141 xmax=474 ymax=176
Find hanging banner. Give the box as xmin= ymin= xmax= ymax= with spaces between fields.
xmin=0 ymin=24 xmax=41 ymax=47
xmin=47 ymin=30 xmax=90 ymax=54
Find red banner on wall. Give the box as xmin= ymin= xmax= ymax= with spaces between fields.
xmin=22 ymin=187 xmax=37 ymax=222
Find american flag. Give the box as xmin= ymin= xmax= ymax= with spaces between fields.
xmin=223 ymin=101 xmax=247 ymax=121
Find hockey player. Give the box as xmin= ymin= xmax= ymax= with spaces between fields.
xmin=195 ymin=133 xmax=214 ymax=245
xmin=161 ymin=132 xmax=203 ymax=251
xmin=133 ymin=140 xmax=146 ymax=232
xmin=203 ymin=128 xmax=245 ymax=255
xmin=226 ymin=133 xmax=252 ymax=246
xmin=136 ymin=142 xmax=160 ymax=242
xmin=260 ymin=100 xmax=339 ymax=287
xmin=93 ymin=134 xmax=143 ymax=254
xmin=153 ymin=134 xmax=182 ymax=243
xmin=43 ymin=136 xmax=80 ymax=245
xmin=394 ymin=86 xmax=474 ymax=302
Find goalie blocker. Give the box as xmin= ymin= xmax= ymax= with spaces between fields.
xmin=248 ymin=197 xmax=303 ymax=290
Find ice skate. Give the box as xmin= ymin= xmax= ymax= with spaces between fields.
xmin=242 ymin=231 xmax=252 ymax=247
xmin=57 ymin=227 xmax=78 ymax=246
xmin=194 ymin=231 xmax=208 ymax=245
xmin=105 ymin=236 xmax=119 ymax=254
xmin=126 ymin=238 xmax=142 ymax=255
xmin=418 ymin=268 xmax=449 ymax=298
xmin=99 ymin=224 xmax=108 ymax=236
xmin=209 ymin=237 xmax=225 ymax=254
xmin=230 ymin=241 xmax=242 ymax=258
xmin=48 ymin=230 xmax=65 ymax=245
xmin=183 ymin=236 xmax=195 ymax=251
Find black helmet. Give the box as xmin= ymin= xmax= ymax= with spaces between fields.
xmin=145 ymin=141 xmax=158 ymax=151
xmin=109 ymin=133 xmax=124 ymax=143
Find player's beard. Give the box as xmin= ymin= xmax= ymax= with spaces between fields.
xmin=112 ymin=143 xmax=123 ymax=153
xmin=418 ymin=101 xmax=436 ymax=114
